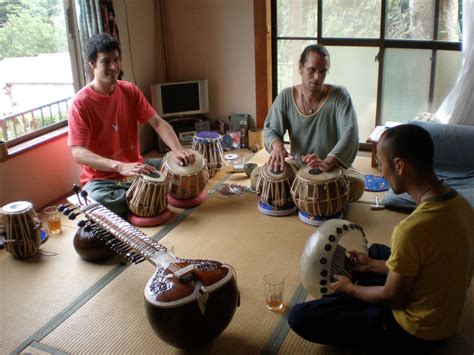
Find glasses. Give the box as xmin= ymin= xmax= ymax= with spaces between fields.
xmin=303 ymin=66 xmax=330 ymax=77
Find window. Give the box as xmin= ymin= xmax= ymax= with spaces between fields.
xmin=273 ymin=0 xmax=463 ymax=142
xmin=0 ymin=0 xmax=83 ymax=148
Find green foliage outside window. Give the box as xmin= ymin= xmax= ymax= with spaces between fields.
xmin=0 ymin=0 xmax=67 ymax=60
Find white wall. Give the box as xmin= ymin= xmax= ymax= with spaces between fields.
xmin=114 ymin=0 xmax=256 ymax=125
xmin=166 ymin=0 xmax=256 ymax=124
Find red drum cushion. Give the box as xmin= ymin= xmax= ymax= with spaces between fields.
xmin=167 ymin=189 xmax=208 ymax=208
xmin=127 ymin=208 xmax=174 ymax=227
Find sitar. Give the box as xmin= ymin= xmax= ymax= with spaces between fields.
xmin=68 ymin=192 xmax=239 ymax=350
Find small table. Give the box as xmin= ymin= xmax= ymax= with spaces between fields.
xmin=366 ymin=126 xmax=387 ymax=168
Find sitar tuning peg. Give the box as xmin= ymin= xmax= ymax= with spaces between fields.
xmin=68 ymin=212 xmax=81 ymax=220
xmin=58 ymin=203 xmax=71 ymax=212
xmin=72 ymin=184 xmax=83 ymax=205
xmin=63 ymin=206 xmax=78 ymax=216
xmin=80 ymin=190 xmax=90 ymax=205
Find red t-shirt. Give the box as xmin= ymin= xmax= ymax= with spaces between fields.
xmin=68 ymin=80 xmax=156 ymax=185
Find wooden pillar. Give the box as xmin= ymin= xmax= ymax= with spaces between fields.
xmin=253 ymin=0 xmax=272 ymax=128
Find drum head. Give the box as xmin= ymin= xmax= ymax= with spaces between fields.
xmin=143 ymin=171 xmax=166 ymax=183
xmin=163 ymin=150 xmax=205 ymax=175
xmin=262 ymin=162 xmax=293 ymax=180
xmin=2 ymin=201 xmax=32 ymax=213
xmin=297 ymin=166 xmax=343 ymax=183
xmin=194 ymin=131 xmax=222 ymax=141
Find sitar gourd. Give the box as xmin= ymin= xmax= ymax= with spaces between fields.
xmin=70 ymin=191 xmax=239 ymax=350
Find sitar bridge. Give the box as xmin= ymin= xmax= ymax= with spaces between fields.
xmin=173 ymin=264 xmax=196 ymax=281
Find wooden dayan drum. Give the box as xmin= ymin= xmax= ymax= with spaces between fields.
xmin=126 ymin=172 xmax=168 ymax=217
xmin=255 ymin=162 xmax=297 ymax=216
xmin=291 ymin=167 xmax=350 ymax=218
xmin=192 ymin=131 xmax=225 ymax=178
xmin=0 ymin=201 xmax=41 ymax=258
xmin=161 ymin=150 xmax=209 ymax=200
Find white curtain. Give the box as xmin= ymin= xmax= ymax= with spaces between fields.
xmin=435 ymin=0 xmax=474 ymax=125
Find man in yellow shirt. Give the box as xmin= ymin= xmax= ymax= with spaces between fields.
xmin=288 ymin=124 xmax=473 ymax=353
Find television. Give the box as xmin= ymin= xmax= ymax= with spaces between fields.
xmin=151 ymin=80 xmax=209 ymax=118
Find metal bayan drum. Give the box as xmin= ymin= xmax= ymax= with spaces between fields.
xmin=192 ymin=131 xmax=225 ymax=178
xmin=301 ymin=219 xmax=368 ymax=299
xmin=161 ymin=150 xmax=209 ymax=200
xmin=255 ymin=162 xmax=297 ymax=216
xmin=291 ymin=167 xmax=350 ymax=218
xmin=126 ymin=172 xmax=168 ymax=217
xmin=0 ymin=201 xmax=41 ymax=258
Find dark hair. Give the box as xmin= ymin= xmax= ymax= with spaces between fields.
xmin=299 ymin=44 xmax=330 ymax=66
xmin=86 ymin=33 xmax=121 ymax=64
xmin=381 ymin=124 xmax=434 ymax=173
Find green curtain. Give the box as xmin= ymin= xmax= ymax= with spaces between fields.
xmin=76 ymin=0 xmax=120 ymax=82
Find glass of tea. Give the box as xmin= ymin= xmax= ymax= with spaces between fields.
xmin=263 ymin=273 xmax=285 ymax=312
xmin=43 ymin=206 xmax=62 ymax=235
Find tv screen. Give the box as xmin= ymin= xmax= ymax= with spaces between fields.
xmin=151 ymin=80 xmax=209 ymax=118
xmin=161 ymin=82 xmax=200 ymax=114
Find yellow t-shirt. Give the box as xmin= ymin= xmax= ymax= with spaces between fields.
xmin=386 ymin=190 xmax=473 ymax=340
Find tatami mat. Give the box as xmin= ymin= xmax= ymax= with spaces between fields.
xmin=2 ymin=148 xmax=471 ymax=355
xmin=39 ymin=191 xmax=316 ymax=354
xmin=0 ymin=197 xmax=193 ymax=354
xmin=0 ymin=221 xmax=117 ymax=353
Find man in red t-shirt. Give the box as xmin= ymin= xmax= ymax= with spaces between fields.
xmin=68 ymin=33 xmax=194 ymax=217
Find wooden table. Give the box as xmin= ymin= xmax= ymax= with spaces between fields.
xmin=366 ymin=126 xmax=387 ymax=168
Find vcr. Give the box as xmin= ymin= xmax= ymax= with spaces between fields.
xmin=157 ymin=115 xmax=210 ymax=153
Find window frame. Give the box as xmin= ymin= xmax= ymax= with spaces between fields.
xmin=1 ymin=0 xmax=84 ymax=153
xmin=271 ymin=0 xmax=462 ymax=129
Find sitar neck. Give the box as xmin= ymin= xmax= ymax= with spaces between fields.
xmin=81 ymin=203 xmax=173 ymax=268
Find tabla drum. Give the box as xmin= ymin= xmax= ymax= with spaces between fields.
xmin=291 ymin=167 xmax=350 ymax=221
xmin=192 ymin=131 xmax=225 ymax=178
xmin=161 ymin=150 xmax=209 ymax=200
xmin=0 ymin=201 xmax=41 ymax=258
xmin=345 ymin=168 xmax=365 ymax=202
xmin=126 ymin=172 xmax=168 ymax=217
xmin=255 ymin=162 xmax=297 ymax=216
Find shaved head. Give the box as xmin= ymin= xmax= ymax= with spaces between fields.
xmin=380 ymin=124 xmax=434 ymax=174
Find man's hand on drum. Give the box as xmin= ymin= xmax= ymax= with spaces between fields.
xmin=118 ymin=162 xmax=157 ymax=177
xmin=174 ymin=148 xmax=195 ymax=166
xmin=330 ymin=275 xmax=354 ymax=295
xmin=347 ymin=250 xmax=372 ymax=273
xmin=302 ymin=154 xmax=337 ymax=172
xmin=268 ymin=140 xmax=291 ymax=172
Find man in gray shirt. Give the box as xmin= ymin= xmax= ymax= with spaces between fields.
xmin=264 ymin=44 xmax=359 ymax=172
